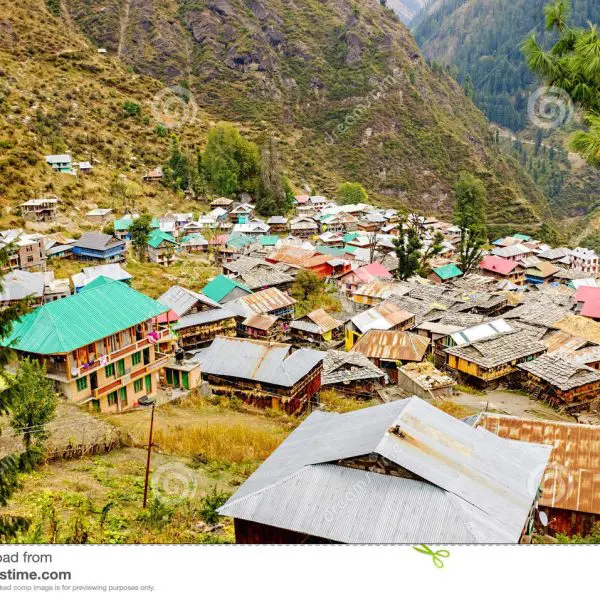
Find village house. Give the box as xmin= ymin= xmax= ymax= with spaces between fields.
xmin=266 ymin=216 xmax=288 ymax=233
xmin=345 ymin=301 xmax=416 ymax=350
xmin=143 ymin=166 xmax=163 ymax=182
xmin=1 ymin=278 xmax=172 ymax=413
xmin=172 ymin=307 xmax=237 ymax=350
xmin=232 ymin=221 xmax=271 ymax=238
xmin=218 ymin=397 xmax=550 ymax=543
xmin=229 ymin=203 xmax=255 ymax=224
xmin=290 ymin=308 xmax=344 ymax=346
xmin=570 ymin=247 xmax=600 ymax=274
xmin=45 ymin=154 xmax=72 ymax=173
xmin=525 ymin=260 xmax=560 ymax=286
xmin=72 ymin=232 xmax=126 ymax=263
xmin=147 ymin=230 xmax=178 ymax=265
xmin=113 ymin=214 xmax=137 ymax=241
xmin=444 ymin=330 xmax=547 ymax=387
xmin=19 ymin=198 xmax=59 ymax=223
xmin=0 ymin=269 xmax=68 ymax=308
xmin=351 ymin=281 xmax=413 ymax=307
xmin=517 ymin=353 xmax=600 ymax=410
xmin=181 ymin=233 xmax=209 ymax=253
xmin=340 ymin=262 xmax=393 ymax=294
xmin=223 ymin=258 xmax=295 ymax=293
xmin=78 ymin=161 xmax=92 ymax=174
xmin=491 ymin=243 xmax=534 ymax=263
xmin=478 ymin=255 xmax=525 ymax=285
xmin=225 ymin=286 xmax=297 ymax=322
xmin=321 ymin=349 xmax=386 ymax=398
xmin=290 ymin=216 xmax=319 ymax=239
xmin=351 ymin=329 xmax=430 ymax=383
xmin=320 ymin=212 xmax=359 ymax=234
xmin=195 ymin=337 xmax=325 ymax=414
xmin=71 ymin=264 xmax=132 ymax=293
xmin=202 ymin=275 xmax=252 ymax=304
xmin=44 ymin=233 xmax=73 ymax=261
xmin=85 ymin=208 xmax=113 ymax=226
xmin=474 ymin=413 xmax=600 ymax=536
xmin=397 ymin=362 xmax=456 ymax=400
xmin=428 ymin=263 xmax=463 ymax=285
xmin=0 ymin=230 xmax=47 ymax=272
xmin=210 ymin=197 xmax=234 ymax=210
xmin=216 ymin=234 xmax=256 ymax=265
xmin=267 ymin=246 xmax=337 ymax=278
xmin=238 ymin=313 xmax=281 ymax=341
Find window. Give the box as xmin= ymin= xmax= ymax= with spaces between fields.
xmin=105 ymin=363 xmax=115 ymax=378
xmin=107 ymin=391 xmax=118 ymax=406
xmin=76 ymin=376 xmax=88 ymax=392
xmin=119 ymin=387 xmax=127 ymax=405
xmin=27 ymin=255 xmax=34 ymax=263
xmin=134 ymin=378 xmax=143 ymax=393
xmin=117 ymin=359 xmax=126 ymax=376
xmin=145 ymin=374 xmax=152 ymax=392
xmin=132 ymin=352 xmax=141 ymax=366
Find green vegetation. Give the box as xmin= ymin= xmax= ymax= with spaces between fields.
xmin=256 ymin=136 xmax=293 ymax=216
xmin=290 ymin=270 xmax=342 ymax=316
xmin=453 ymin=173 xmax=487 ymax=273
xmin=129 ymin=214 xmax=152 ymax=262
xmin=337 ymin=182 xmax=369 ymax=205
xmin=522 ymin=0 xmax=600 ymax=168
xmin=122 ymin=101 xmax=141 ymax=118
xmin=320 ymin=390 xmax=378 ymax=413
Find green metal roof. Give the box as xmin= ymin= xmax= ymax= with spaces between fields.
xmin=226 ymin=234 xmax=253 ymax=249
xmin=258 ymin=235 xmax=279 ymax=247
xmin=343 ymin=232 xmax=359 ymax=242
xmin=433 ymin=263 xmax=463 ymax=280
xmin=80 ymin=275 xmax=115 ymax=292
xmin=148 ymin=230 xmax=177 ymax=249
xmin=150 ymin=218 xmax=161 ymax=228
xmin=1 ymin=279 xmax=169 ymax=355
xmin=114 ymin=217 xmax=133 ymax=230
xmin=513 ymin=233 xmax=531 ymax=241
xmin=315 ymin=245 xmax=345 ymax=257
xmin=201 ymin=275 xmax=251 ymax=303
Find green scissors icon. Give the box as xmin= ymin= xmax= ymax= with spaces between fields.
xmin=412 ymin=544 xmax=450 ymax=568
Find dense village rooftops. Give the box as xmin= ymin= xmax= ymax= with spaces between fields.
xmin=1 ymin=279 xmax=168 ymax=354
xmin=201 ymin=275 xmax=252 ymax=303
xmin=291 ymin=308 xmax=343 ymax=334
xmin=491 ymin=243 xmax=533 ymax=258
xmin=351 ymin=301 xmax=415 ymax=333
xmin=195 ymin=337 xmax=324 ymax=387
xmin=71 ymin=264 xmax=132 ymax=289
xmin=450 ymin=319 xmax=512 ymax=346
xmin=553 ymin=314 xmax=600 ymax=345
xmin=322 ymin=349 xmax=385 ymax=385
xmin=518 ymin=353 xmax=600 ymax=391
xmin=242 ymin=313 xmax=279 ymax=331
xmin=219 ymin=397 xmax=551 ymax=543
xmin=172 ymin=307 xmax=236 ymax=330
xmin=474 ymin=413 xmax=600 ymax=516
xmin=352 ymin=329 xmax=429 ymax=362
xmin=235 ymin=287 xmax=296 ymax=315
xmin=445 ymin=330 xmax=546 ymax=369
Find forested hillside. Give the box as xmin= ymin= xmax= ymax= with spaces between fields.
xmin=413 ymin=0 xmax=599 ymax=131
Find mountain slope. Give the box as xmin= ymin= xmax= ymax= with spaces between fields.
xmin=0 ymin=0 xmax=552 ymax=237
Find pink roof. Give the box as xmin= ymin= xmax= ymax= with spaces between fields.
xmin=479 ymin=255 xmax=518 ymax=276
xmin=574 ymin=286 xmax=600 ymax=303
xmin=581 ymin=298 xmax=600 ymax=319
xmin=295 ymin=195 xmax=309 ymax=204
xmin=351 ymin=263 xmax=393 ymax=284
xmin=157 ymin=309 xmax=179 ymax=324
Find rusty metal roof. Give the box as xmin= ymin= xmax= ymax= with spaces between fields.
xmin=475 ymin=413 xmax=600 ymax=516
xmin=352 ymin=329 xmax=430 ymax=362
xmin=305 ymin=308 xmax=343 ymax=332
xmin=268 ymin=246 xmax=333 ymax=268
xmin=242 ymin=313 xmax=279 ymax=331
xmin=238 ymin=287 xmax=296 ymax=314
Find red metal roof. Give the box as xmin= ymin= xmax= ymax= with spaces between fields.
xmin=574 ymin=286 xmax=600 ymax=303
xmin=479 ymin=255 xmax=518 ymax=276
xmin=580 ymin=297 xmax=600 ymax=319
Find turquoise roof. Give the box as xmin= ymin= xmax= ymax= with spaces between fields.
xmin=114 ymin=217 xmax=133 ymax=231
xmin=80 ymin=275 xmax=115 ymax=292
xmin=343 ymin=232 xmax=359 ymax=242
xmin=315 ymin=245 xmax=346 ymax=257
xmin=433 ymin=263 xmax=463 ymax=280
xmin=226 ymin=234 xmax=254 ymax=249
xmin=150 ymin=218 xmax=161 ymax=229
xmin=1 ymin=279 xmax=168 ymax=354
xmin=513 ymin=233 xmax=531 ymax=241
xmin=148 ymin=230 xmax=177 ymax=249
xmin=258 ymin=235 xmax=279 ymax=247
xmin=201 ymin=275 xmax=251 ymax=303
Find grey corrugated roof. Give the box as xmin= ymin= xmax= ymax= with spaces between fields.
xmin=197 ymin=337 xmax=325 ymax=387
xmin=0 ymin=270 xmax=44 ymax=302
xmin=172 ymin=307 xmax=235 ymax=329
xmin=157 ymin=285 xmax=221 ymax=317
xmin=219 ymin=397 xmax=551 ymax=543
xmin=74 ymin=231 xmax=123 ymax=251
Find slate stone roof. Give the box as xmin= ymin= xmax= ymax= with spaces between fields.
xmin=322 ymin=349 xmax=386 ymax=385
xmin=518 ymin=354 xmax=600 ymax=391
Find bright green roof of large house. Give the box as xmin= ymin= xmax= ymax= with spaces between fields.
xmin=201 ymin=275 xmax=251 ymax=303
xmin=148 ymin=230 xmax=177 ymax=249
xmin=433 ymin=263 xmax=463 ymax=280
xmin=1 ymin=279 xmax=169 ymax=355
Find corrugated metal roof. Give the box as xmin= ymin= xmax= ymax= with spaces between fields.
xmin=238 ymin=287 xmax=296 ymax=314
xmin=242 ymin=313 xmax=279 ymax=330
xmin=2 ymin=279 xmax=168 ymax=354
xmin=172 ymin=307 xmax=235 ymax=330
xmin=450 ymin=318 xmax=512 ymax=346
xmin=220 ymin=397 xmax=551 ymax=543
xmin=157 ymin=285 xmax=222 ymax=318
xmin=201 ymin=275 xmax=252 ymax=303
xmin=196 ymin=337 xmax=324 ymax=387
xmin=0 ymin=270 xmax=45 ymax=302
xmin=475 ymin=413 xmax=600 ymax=516
xmin=351 ymin=301 xmax=414 ymax=333
xmin=352 ymin=329 xmax=429 ymax=362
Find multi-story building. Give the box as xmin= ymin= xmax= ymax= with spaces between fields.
xmin=570 ymin=247 xmax=600 ymax=274
xmin=0 ymin=229 xmax=47 ymax=272
xmin=2 ymin=278 xmax=172 ymax=413
xmin=72 ymin=232 xmax=126 ymax=263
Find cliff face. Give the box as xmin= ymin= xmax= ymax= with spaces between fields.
xmin=2 ymin=0 xmax=552 ymax=235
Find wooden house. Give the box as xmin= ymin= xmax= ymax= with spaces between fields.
xmin=20 ymin=198 xmax=59 ymax=222
xmin=445 ymin=330 xmax=546 ymax=387
xmin=428 ymin=263 xmax=463 ymax=285
xmin=267 ymin=216 xmax=288 ymax=233
xmin=518 ymin=353 xmax=600 ymax=410
xmin=290 ymin=309 xmax=344 ymax=345
xmin=143 ymin=166 xmax=163 ymax=182
xmin=210 ymin=197 xmax=234 ymax=210
xmin=340 ymin=263 xmax=393 ymax=295
xmin=172 ymin=308 xmax=237 ymax=350
xmin=72 ymin=232 xmax=126 ymax=264
xmin=86 ymin=208 xmax=113 ymax=226
xmin=1 ymin=279 xmax=172 ymax=413
xmin=218 ymin=397 xmax=550 ymax=544
xmin=479 ymin=255 xmax=525 ymax=286
xmin=227 ymin=287 xmax=297 ymax=321
xmin=239 ymin=313 xmax=281 ymax=341
xmin=351 ymin=329 xmax=430 ymax=383
xmin=474 ymin=414 xmax=600 ymax=536
xmin=147 ymin=230 xmax=178 ymax=266
xmin=196 ymin=337 xmax=324 ymax=414
xmin=290 ymin=217 xmax=318 ymax=239
xmin=321 ymin=349 xmax=386 ymax=397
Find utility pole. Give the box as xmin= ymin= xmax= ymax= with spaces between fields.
xmin=142 ymin=401 xmax=156 ymax=509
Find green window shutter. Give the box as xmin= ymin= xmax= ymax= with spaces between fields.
xmin=105 ymin=363 xmax=115 ymax=378
xmin=76 ymin=376 xmax=88 ymax=391
xmin=145 ymin=374 xmax=152 ymax=392
xmin=182 ymin=371 xmax=189 ymax=390
xmin=117 ymin=359 xmax=126 ymax=376
xmin=132 ymin=352 xmax=141 ymax=366
xmin=119 ymin=387 xmax=127 ymax=403
xmin=107 ymin=391 xmax=118 ymax=405
xmin=134 ymin=378 xmax=143 ymax=393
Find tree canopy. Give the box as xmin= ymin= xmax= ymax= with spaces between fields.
xmin=337 ymin=182 xmax=368 ymax=205
xmin=129 ymin=214 xmax=153 ymax=262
